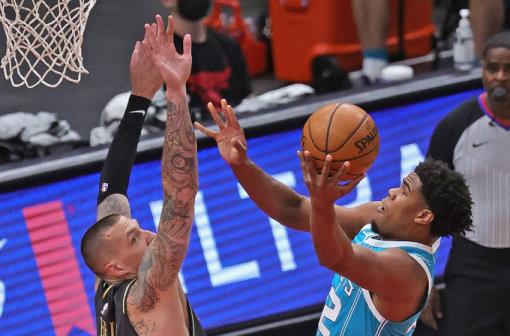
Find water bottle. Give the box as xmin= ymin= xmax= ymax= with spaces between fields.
xmin=453 ymin=9 xmax=475 ymax=72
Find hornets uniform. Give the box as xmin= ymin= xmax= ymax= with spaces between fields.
xmin=95 ymin=279 xmax=206 ymax=336
xmin=316 ymin=224 xmax=439 ymax=336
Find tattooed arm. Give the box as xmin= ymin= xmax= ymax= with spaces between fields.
xmin=132 ymin=15 xmax=196 ymax=312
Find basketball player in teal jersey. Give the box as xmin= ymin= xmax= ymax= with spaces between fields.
xmin=195 ymin=101 xmax=474 ymax=335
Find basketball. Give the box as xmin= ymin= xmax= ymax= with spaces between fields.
xmin=301 ymin=103 xmax=379 ymax=180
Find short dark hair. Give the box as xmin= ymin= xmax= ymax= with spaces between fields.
xmin=482 ymin=31 xmax=510 ymax=58
xmin=415 ymin=158 xmax=473 ymax=237
xmin=80 ymin=214 xmax=121 ymax=277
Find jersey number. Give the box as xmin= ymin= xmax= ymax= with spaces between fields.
xmin=318 ymin=287 xmax=341 ymax=336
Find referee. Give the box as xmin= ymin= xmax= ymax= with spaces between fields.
xmin=420 ymin=31 xmax=510 ymax=335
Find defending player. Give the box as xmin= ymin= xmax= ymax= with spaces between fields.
xmin=195 ymin=100 xmax=473 ymax=335
xmin=81 ymin=16 xmax=204 ymax=335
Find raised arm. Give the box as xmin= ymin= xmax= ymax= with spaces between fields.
xmin=133 ymin=16 xmax=197 ymax=311
xmin=195 ymin=101 xmax=377 ymax=237
xmin=96 ymin=27 xmax=163 ymax=221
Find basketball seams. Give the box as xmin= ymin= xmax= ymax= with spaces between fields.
xmin=307 ymin=116 xmax=322 ymax=153
xmin=324 ymin=103 xmax=342 ymax=153
xmin=328 ymin=112 xmax=369 ymax=153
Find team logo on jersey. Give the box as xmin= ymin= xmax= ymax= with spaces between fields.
xmin=101 ymin=182 xmax=109 ymax=193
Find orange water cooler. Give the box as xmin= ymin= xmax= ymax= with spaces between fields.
xmin=269 ymin=0 xmax=435 ymax=83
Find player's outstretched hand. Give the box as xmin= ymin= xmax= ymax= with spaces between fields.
xmin=129 ymin=25 xmax=163 ymax=100
xmin=143 ymin=15 xmax=191 ymax=97
xmin=194 ymin=99 xmax=248 ymax=166
xmin=298 ymin=151 xmax=364 ymax=205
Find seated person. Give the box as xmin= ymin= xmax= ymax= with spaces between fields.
xmin=160 ymin=0 xmax=252 ymax=121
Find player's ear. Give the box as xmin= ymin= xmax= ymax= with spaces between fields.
xmin=104 ymin=262 xmax=124 ymax=277
xmin=414 ymin=209 xmax=434 ymax=226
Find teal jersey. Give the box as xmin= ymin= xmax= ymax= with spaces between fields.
xmin=316 ymin=224 xmax=440 ymax=336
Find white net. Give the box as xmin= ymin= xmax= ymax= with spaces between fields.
xmin=0 ymin=0 xmax=97 ymax=88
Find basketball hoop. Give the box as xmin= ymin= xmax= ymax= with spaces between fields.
xmin=0 ymin=0 xmax=97 ymax=88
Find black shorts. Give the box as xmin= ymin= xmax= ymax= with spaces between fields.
xmin=439 ymin=237 xmax=510 ymax=336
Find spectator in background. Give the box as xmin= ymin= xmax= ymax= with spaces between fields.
xmin=470 ymin=0 xmax=506 ymax=57
xmin=419 ymin=31 xmax=510 ymax=335
xmin=159 ymin=0 xmax=252 ymax=121
xmin=352 ymin=0 xmax=390 ymax=84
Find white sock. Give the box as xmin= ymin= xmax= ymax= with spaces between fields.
xmin=362 ymin=58 xmax=388 ymax=82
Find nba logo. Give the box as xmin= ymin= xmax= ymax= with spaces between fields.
xmin=101 ymin=182 xmax=109 ymax=193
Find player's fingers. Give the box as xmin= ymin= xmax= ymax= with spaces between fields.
xmin=333 ymin=161 xmax=350 ymax=180
xmin=297 ymin=151 xmax=310 ymax=184
xmin=303 ymin=151 xmax=317 ymax=181
xmin=220 ymin=99 xmax=229 ymax=117
xmin=143 ymin=21 xmax=151 ymax=42
xmin=430 ymin=318 xmax=438 ymax=330
xmin=151 ymin=22 xmax=158 ymax=40
xmin=221 ymin=100 xmax=243 ymax=130
xmin=144 ymin=24 xmax=155 ymax=49
xmin=321 ymin=155 xmax=332 ymax=181
xmin=194 ymin=121 xmax=217 ymax=138
xmin=432 ymin=291 xmax=443 ymax=319
xmin=151 ymin=23 xmax=158 ymax=47
xmin=182 ymin=34 xmax=192 ymax=57
xmin=224 ymin=103 xmax=237 ymax=126
xmin=166 ymin=15 xmax=174 ymax=46
xmin=147 ymin=23 xmax=159 ymax=51
xmin=420 ymin=310 xmax=437 ymax=330
xmin=207 ymin=102 xmax=226 ymax=128
xmin=155 ymin=15 xmax=165 ymax=44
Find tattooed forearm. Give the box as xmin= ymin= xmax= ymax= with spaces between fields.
xmin=161 ymin=99 xmax=198 ymax=196
xmin=134 ymin=94 xmax=197 ymax=312
xmin=161 ymin=96 xmax=197 ymax=209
